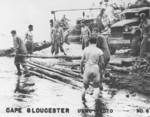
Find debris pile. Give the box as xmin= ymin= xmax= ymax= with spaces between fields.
xmin=104 ymin=56 xmax=150 ymax=95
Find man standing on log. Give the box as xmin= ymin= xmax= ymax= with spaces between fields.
xmin=80 ymin=20 xmax=91 ymax=50
xmin=11 ymin=30 xmax=30 ymax=77
xmin=92 ymin=27 xmax=110 ymax=68
xmin=139 ymin=13 xmax=150 ymax=57
xmin=80 ymin=37 xmax=104 ymax=101
xmin=51 ymin=22 xmax=66 ymax=55
xmin=25 ymin=25 xmax=34 ymax=54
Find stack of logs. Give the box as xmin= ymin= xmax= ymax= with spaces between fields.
xmin=27 ymin=57 xmax=83 ymax=90
xmin=26 ymin=54 xmax=150 ymax=94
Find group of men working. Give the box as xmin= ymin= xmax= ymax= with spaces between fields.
xmin=80 ymin=12 xmax=150 ymax=101
xmin=11 ymin=18 xmax=109 ymax=100
xmin=50 ymin=19 xmax=110 ymax=100
xmin=11 ymin=25 xmax=34 ymax=77
xmin=80 ymin=21 xmax=110 ymax=101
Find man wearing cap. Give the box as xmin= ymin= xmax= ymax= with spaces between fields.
xmin=80 ymin=21 xmax=91 ymax=50
xmin=11 ymin=30 xmax=30 ymax=77
xmin=139 ymin=13 xmax=150 ymax=57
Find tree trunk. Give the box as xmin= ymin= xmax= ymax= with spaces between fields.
xmin=30 ymin=66 xmax=83 ymax=88
xmin=29 ymin=70 xmax=81 ymax=90
xmin=108 ymin=64 xmax=147 ymax=74
xmin=30 ymin=60 xmax=82 ymax=79
xmin=29 ymin=70 xmax=66 ymax=85
xmin=20 ymin=54 xmax=81 ymax=60
xmin=108 ymin=65 xmax=131 ymax=73
xmin=55 ymin=61 xmax=80 ymax=67
xmin=28 ymin=61 xmax=73 ymax=78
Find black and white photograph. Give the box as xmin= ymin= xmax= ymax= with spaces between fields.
xmin=0 ymin=0 xmax=150 ymax=117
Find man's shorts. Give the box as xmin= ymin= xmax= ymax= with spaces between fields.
xmin=25 ymin=41 xmax=33 ymax=54
xmin=14 ymin=56 xmax=27 ymax=66
xmin=103 ymin=54 xmax=110 ymax=67
xmin=83 ymin=65 xmax=101 ymax=89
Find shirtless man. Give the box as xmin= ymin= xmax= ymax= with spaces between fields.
xmin=80 ymin=21 xmax=91 ymax=50
xmin=80 ymin=37 xmax=104 ymax=101
xmin=92 ymin=27 xmax=110 ymax=68
xmin=25 ymin=25 xmax=34 ymax=54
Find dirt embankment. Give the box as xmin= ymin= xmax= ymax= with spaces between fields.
xmin=104 ymin=72 xmax=150 ymax=95
xmin=104 ymin=55 xmax=150 ymax=96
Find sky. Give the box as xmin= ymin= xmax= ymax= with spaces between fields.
xmin=0 ymin=0 xmax=138 ymax=49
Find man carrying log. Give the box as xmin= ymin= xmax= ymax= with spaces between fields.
xmin=24 ymin=25 xmax=34 ymax=54
xmin=11 ymin=30 xmax=30 ymax=77
xmin=80 ymin=37 xmax=105 ymax=101
xmin=92 ymin=27 xmax=110 ymax=68
xmin=51 ymin=22 xmax=67 ymax=55
xmin=80 ymin=20 xmax=91 ymax=50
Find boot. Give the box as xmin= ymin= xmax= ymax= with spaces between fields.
xmin=15 ymin=64 xmax=22 ymax=76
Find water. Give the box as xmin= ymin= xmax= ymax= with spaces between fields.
xmin=0 ymin=57 xmax=83 ymax=117
xmin=0 ymin=57 xmax=150 ymax=117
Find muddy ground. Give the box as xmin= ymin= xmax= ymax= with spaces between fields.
xmin=34 ymin=43 xmax=150 ymax=96
xmin=0 ymin=43 xmax=150 ymax=117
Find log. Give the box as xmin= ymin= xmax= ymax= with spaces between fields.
xmin=71 ymin=69 xmax=80 ymax=73
xmin=55 ymin=61 xmax=80 ymax=67
xmin=2 ymin=41 xmax=51 ymax=57
xmin=121 ymin=57 xmax=147 ymax=66
xmin=54 ymin=67 xmax=82 ymax=79
xmin=0 ymin=48 xmax=14 ymax=56
xmin=28 ymin=61 xmax=73 ymax=78
xmin=109 ymin=57 xmax=137 ymax=67
xmin=19 ymin=54 xmax=81 ymax=60
xmin=30 ymin=60 xmax=82 ymax=79
xmin=107 ymin=64 xmax=148 ymax=74
xmin=29 ymin=70 xmax=81 ymax=90
xmin=109 ymin=58 xmax=123 ymax=67
xmin=109 ymin=60 xmax=122 ymax=67
xmin=33 ymin=41 xmax=51 ymax=51
xmin=28 ymin=61 xmax=100 ymax=89
xmin=109 ymin=57 xmax=148 ymax=68
xmin=29 ymin=70 xmax=66 ymax=85
xmin=28 ymin=61 xmax=98 ymax=93
xmin=29 ymin=66 xmax=83 ymax=88
xmin=108 ymin=65 xmax=130 ymax=74
xmin=28 ymin=61 xmax=83 ymax=83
